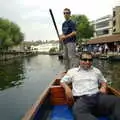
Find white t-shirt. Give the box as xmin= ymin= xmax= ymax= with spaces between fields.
xmin=60 ymin=66 xmax=107 ymax=96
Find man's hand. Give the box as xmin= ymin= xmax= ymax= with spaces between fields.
xmin=60 ymin=35 xmax=66 ymax=41
xmin=99 ymin=82 xmax=107 ymax=94
xmin=60 ymin=31 xmax=76 ymax=41
xmin=99 ymin=86 xmax=107 ymax=94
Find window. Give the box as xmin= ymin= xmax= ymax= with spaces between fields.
xmin=96 ymin=29 xmax=109 ymax=36
xmin=96 ymin=20 xmax=109 ymax=29
xmin=113 ymin=20 xmax=116 ymax=26
xmin=103 ymin=29 xmax=109 ymax=34
xmin=113 ymin=28 xmax=116 ymax=32
xmin=113 ymin=11 xmax=116 ymax=17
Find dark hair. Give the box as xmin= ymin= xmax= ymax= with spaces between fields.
xmin=63 ymin=8 xmax=71 ymax=14
xmin=80 ymin=51 xmax=93 ymax=59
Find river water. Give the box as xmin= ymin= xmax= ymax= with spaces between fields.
xmin=0 ymin=55 xmax=120 ymax=120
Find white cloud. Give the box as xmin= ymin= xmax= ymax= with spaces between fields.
xmin=0 ymin=0 xmax=119 ymax=41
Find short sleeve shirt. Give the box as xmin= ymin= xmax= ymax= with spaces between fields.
xmin=62 ymin=20 xmax=76 ymax=44
xmin=60 ymin=66 xmax=107 ymax=96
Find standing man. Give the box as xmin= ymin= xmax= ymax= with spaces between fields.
xmin=60 ymin=51 xmax=120 ymax=120
xmin=60 ymin=8 xmax=79 ymax=71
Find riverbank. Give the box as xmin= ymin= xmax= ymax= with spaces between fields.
xmin=0 ymin=51 xmax=38 ymax=61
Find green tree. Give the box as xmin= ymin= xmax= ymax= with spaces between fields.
xmin=71 ymin=15 xmax=94 ymax=44
xmin=0 ymin=18 xmax=24 ymax=50
xmin=49 ymin=47 xmax=57 ymax=54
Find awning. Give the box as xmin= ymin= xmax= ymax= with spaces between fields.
xmin=87 ymin=34 xmax=120 ymax=44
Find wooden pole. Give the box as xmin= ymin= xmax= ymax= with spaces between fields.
xmin=49 ymin=9 xmax=63 ymax=51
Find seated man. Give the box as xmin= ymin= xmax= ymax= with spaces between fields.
xmin=60 ymin=51 xmax=120 ymax=120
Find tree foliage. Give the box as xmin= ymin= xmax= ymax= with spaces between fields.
xmin=49 ymin=47 xmax=57 ymax=53
xmin=71 ymin=15 xmax=94 ymax=44
xmin=0 ymin=18 xmax=24 ymax=50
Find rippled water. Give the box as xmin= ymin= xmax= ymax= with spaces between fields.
xmin=0 ymin=55 xmax=120 ymax=120
xmin=0 ymin=55 xmax=64 ymax=120
xmin=93 ymin=59 xmax=120 ymax=89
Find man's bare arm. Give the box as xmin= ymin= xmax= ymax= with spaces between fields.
xmin=99 ymin=81 xmax=107 ymax=94
xmin=60 ymin=82 xmax=73 ymax=99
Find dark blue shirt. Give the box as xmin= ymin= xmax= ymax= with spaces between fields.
xmin=62 ymin=19 xmax=76 ymax=44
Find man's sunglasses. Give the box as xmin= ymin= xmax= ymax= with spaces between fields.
xmin=81 ymin=58 xmax=93 ymax=62
xmin=64 ymin=12 xmax=70 ymax=15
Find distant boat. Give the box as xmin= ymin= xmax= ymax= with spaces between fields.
xmin=99 ymin=55 xmax=109 ymax=60
xmin=58 ymin=54 xmax=63 ymax=60
xmin=22 ymin=72 xmax=120 ymax=120
xmin=109 ymin=55 xmax=120 ymax=61
xmin=49 ymin=52 xmax=59 ymax=55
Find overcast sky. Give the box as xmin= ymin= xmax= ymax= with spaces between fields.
xmin=0 ymin=0 xmax=120 ymax=41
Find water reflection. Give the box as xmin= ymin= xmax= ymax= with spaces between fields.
xmin=0 ymin=59 xmax=25 ymax=90
xmin=0 ymin=55 xmax=65 ymax=120
xmin=93 ymin=59 xmax=120 ymax=90
xmin=107 ymin=61 xmax=120 ymax=89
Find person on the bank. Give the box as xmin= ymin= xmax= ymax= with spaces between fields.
xmin=60 ymin=8 xmax=79 ymax=70
xmin=60 ymin=51 xmax=120 ymax=120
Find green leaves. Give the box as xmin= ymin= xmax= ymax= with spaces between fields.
xmin=49 ymin=47 xmax=57 ymax=53
xmin=0 ymin=18 xmax=24 ymax=50
xmin=71 ymin=15 xmax=94 ymax=44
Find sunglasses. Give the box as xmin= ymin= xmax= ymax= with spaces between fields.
xmin=81 ymin=58 xmax=93 ymax=62
xmin=63 ymin=12 xmax=70 ymax=15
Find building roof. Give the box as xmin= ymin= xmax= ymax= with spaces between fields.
xmin=87 ymin=34 xmax=120 ymax=44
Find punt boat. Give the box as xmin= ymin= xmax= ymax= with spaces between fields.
xmin=109 ymin=55 xmax=120 ymax=61
xmin=22 ymin=72 xmax=120 ymax=120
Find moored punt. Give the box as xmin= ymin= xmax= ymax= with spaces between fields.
xmin=58 ymin=54 xmax=63 ymax=60
xmin=22 ymin=72 xmax=120 ymax=120
xmin=108 ymin=55 xmax=120 ymax=61
xmin=99 ymin=55 xmax=109 ymax=60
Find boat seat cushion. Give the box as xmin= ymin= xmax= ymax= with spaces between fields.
xmin=50 ymin=105 xmax=109 ymax=120
xmin=50 ymin=105 xmax=74 ymax=120
xmin=98 ymin=117 xmax=109 ymax=120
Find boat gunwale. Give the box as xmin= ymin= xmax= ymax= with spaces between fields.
xmin=107 ymin=86 xmax=120 ymax=96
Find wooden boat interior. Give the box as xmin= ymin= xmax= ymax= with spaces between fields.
xmin=22 ymin=72 xmax=120 ymax=120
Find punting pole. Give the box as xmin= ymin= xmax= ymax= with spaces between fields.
xmin=49 ymin=9 xmax=63 ymax=53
